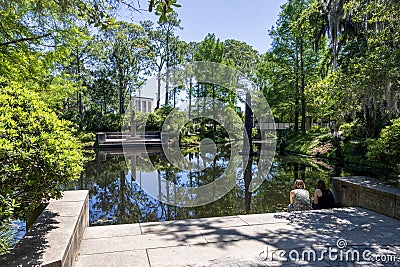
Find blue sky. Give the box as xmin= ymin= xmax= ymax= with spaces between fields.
xmin=123 ymin=0 xmax=287 ymax=53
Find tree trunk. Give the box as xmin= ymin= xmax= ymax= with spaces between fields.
xmin=119 ymin=85 xmax=125 ymax=115
xmin=294 ymin=96 xmax=300 ymax=132
xmin=244 ymin=155 xmax=253 ymax=214
xmin=188 ymin=78 xmax=192 ymax=117
xmin=294 ymin=44 xmax=300 ymax=132
xmin=212 ymin=84 xmax=216 ymax=134
xmin=293 ymin=163 xmax=299 ymax=180
xmin=243 ymin=91 xmax=253 ymax=154
xmin=156 ymin=71 xmax=161 ymax=110
xmin=77 ymin=92 xmax=82 ymax=130
xmin=76 ymin=49 xmax=83 ymax=131
xmin=165 ymin=31 xmax=170 ymax=107
xmin=118 ymin=65 xmax=125 ymax=115
xmin=300 ymin=38 xmax=306 ymax=136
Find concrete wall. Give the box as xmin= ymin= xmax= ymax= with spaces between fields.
xmin=332 ymin=176 xmax=400 ymax=220
xmin=0 ymin=190 xmax=89 ymax=267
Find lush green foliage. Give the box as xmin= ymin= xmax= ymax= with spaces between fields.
xmin=308 ymin=0 xmax=400 ymax=136
xmin=339 ymin=120 xmax=366 ymax=140
xmin=258 ymin=0 xmax=327 ymax=135
xmin=0 ymin=83 xmax=84 ymax=222
xmin=0 ymin=0 xmax=179 ymax=252
xmin=368 ymin=119 xmax=400 ymax=171
xmin=256 ymin=0 xmax=400 ymax=175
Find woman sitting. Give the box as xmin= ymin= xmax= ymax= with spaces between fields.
xmin=287 ymin=180 xmax=311 ymax=212
xmin=312 ymin=179 xmax=336 ymax=209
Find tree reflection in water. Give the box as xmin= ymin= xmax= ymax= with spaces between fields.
xmin=68 ymin=147 xmax=336 ymax=226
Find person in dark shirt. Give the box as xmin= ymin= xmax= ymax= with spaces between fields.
xmin=312 ymin=179 xmax=336 ymax=209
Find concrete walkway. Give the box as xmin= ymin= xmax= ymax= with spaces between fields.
xmin=74 ymin=207 xmax=400 ymax=267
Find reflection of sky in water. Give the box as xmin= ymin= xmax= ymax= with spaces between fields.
xmin=81 ymin=151 xmax=327 ymax=225
xmin=67 ymin=148 xmax=379 ymax=226
xmin=8 ymin=220 xmax=26 ymax=243
xmin=11 ymin=150 xmax=387 ymax=248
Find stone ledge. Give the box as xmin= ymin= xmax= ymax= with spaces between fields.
xmin=332 ymin=176 xmax=400 ymax=219
xmin=0 ymin=190 xmax=89 ymax=267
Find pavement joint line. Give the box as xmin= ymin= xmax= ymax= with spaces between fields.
xmin=145 ymin=249 xmax=152 ymax=267
xmin=187 ymin=237 xmax=270 ymax=247
xmin=198 ymin=229 xmax=209 ymax=243
xmin=80 ymin=244 xmax=194 ymax=256
xmin=237 ymin=215 xmax=251 ymax=226
xmin=230 ymin=221 xmax=292 ymax=228
xmin=79 ymin=248 xmax=147 ymax=256
xmin=202 ymin=235 xmax=245 ymax=244
xmin=82 ymin=232 xmax=143 ymax=240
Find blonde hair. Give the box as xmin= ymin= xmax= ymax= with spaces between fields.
xmin=294 ymin=180 xmax=305 ymax=189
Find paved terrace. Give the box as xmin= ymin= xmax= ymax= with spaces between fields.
xmin=75 ymin=207 xmax=400 ymax=267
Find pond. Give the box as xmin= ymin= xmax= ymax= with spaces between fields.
xmin=67 ymin=144 xmax=377 ymax=226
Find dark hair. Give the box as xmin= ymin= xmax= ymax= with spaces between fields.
xmin=316 ymin=179 xmax=326 ymax=190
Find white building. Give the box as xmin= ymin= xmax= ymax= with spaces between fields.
xmin=133 ymin=96 xmax=154 ymax=113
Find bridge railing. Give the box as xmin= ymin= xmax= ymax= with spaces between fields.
xmin=257 ymin=122 xmax=294 ymax=130
xmin=96 ymin=131 xmax=161 ymax=144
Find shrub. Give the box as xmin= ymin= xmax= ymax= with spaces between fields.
xmin=101 ymin=113 xmax=123 ymax=132
xmin=135 ymin=111 xmax=172 ymax=132
xmin=77 ymin=132 xmax=96 ymax=143
xmin=0 ymin=222 xmax=17 ymax=255
xmin=308 ymin=126 xmax=330 ymax=134
xmin=339 ymin=119 xmax=365 ymax=139
xmin=0 ymin=83 xmax=84 ymax=223
xmin=145 ymin=112 xmax=162 ymax=131
xmin=135 ymin=111 xmax=149 ymax=132
xmin=82 ymin=109 xmax=103 ymax=132
xmin=367 ymin=119 xmax=400 ymax=170
xmin=155 ymin=106 xmax=173 ymax=119
xmin=318 ymin=133 xmax=332 ymax=142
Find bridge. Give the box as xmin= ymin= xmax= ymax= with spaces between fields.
xmin=96 ymin=132 xmax=167 ymax=148
xmin=257 ymin=122 xmax=294 ymax=130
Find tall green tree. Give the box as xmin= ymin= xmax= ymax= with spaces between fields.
xmin=142 ymin=12 xmax=182 ymax=109
xmin=306 ymin=0 xmax=400 ymax=137
xmin=97 ymin=22 xmax=152 ymax=115
xmin=224 ymin=39 xmax=260 ymax=81
xmin=260 ymin=0 xmax=326 ymax=135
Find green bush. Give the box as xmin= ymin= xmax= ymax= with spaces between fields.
xmin=339 ymin=119 xmax=365 ymax=139
xmin=346 ymin=140 xmax=368 ymax=155
xmin=82 ymin=109 xmax=103 ymax=132
xmin=135 ymin=111 xmax=170 ymax=132
xmin=145 ymin=112 xmax=162 ymax=131
xmin=101 ymin=113 xmax=123 ymax=132
xmin=135 ymin=112 xmax=149 ymax=132
xmin=367 ymin=119 xmax=400 ymax=170
xmin=0 ymin=222 xmax=17 ymax=255
xmin=318 ymin=133 xmax=332 ymax=142
xmin=155 ymin=106 xmax=173 ymax=119
xmin=308 ymin=126 xmax=330 ymax=134
xmin=82 ymin=111 xmax=124 ymax=132
xmin=0 ymin=82 xmax=84 ymax=223
xmin=77 ymin=132 xmax=96 ymax=143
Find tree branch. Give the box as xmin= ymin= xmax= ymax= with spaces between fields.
xmin=0 ymin=33 xmax=51 ymax=47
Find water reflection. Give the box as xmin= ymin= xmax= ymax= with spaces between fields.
xmin=69 ymin=146 xmax=347 ymax=226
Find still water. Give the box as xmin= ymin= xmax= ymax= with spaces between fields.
xmin=68 ymin=144 xmax=373 ymax=226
